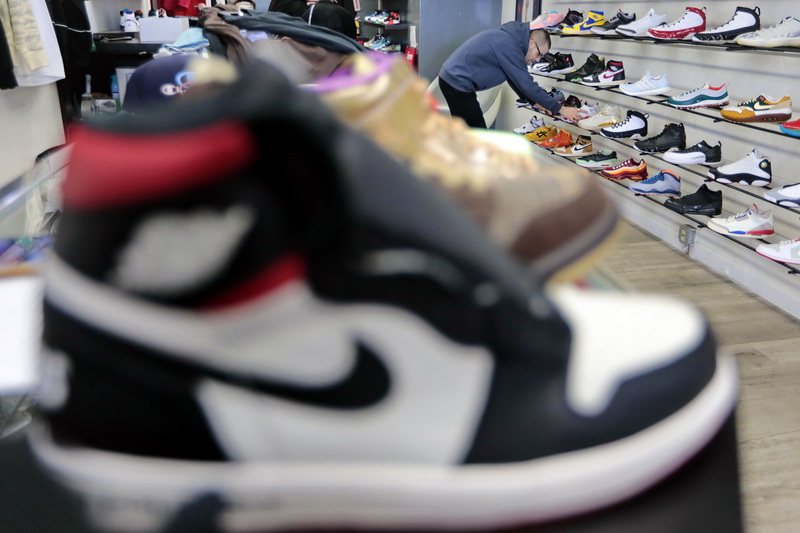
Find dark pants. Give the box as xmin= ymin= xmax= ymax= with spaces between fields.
xmin=438 ymin=77 xmax=486 ymax=129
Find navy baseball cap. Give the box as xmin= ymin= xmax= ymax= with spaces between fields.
xmin=122 ymin=54 xmax=200 ymax=112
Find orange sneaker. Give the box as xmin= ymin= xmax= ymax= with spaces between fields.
xmin=538 ymin=129 xmax=574 ymax=148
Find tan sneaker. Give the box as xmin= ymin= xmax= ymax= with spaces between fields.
xmin=553 ymin=135 xmax=594 ymax=157
xmin=308 ymin=53 xmax=620 ymax=281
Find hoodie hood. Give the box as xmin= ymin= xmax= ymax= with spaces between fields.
xmin=500 ymin=21 xmax=532 ymax=55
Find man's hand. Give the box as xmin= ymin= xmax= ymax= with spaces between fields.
xmin=560 ymin=106 xmax=586 ymax=123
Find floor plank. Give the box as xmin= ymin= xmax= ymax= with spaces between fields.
xmin=592 ymin=221 xmax=800 ymax=533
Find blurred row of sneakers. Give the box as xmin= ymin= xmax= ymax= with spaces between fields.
xmin=544 ymin=6 xmax=800 ymax=48
xmin=362 ymin=35 xmax=403 ymax=53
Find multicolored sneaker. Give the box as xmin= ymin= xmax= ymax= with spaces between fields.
xmin=707 ymin=204 xmax=774 ymax=238
xmin=553 ymin=135 xmax=594 ymax=157
xmin=576 ymin=150 xmax=620 ymax=169
xmin=600 ymin=158 xmax=649 ymax=181
xmin=581 ymin=60 xmax=625 ymax=86
xmin=529 ymin=11 xmax=565 ymax=30
xmin=25 ymin=55 xmax=738 ymax=533
xmin=628 ymin=169 xmax=681 ymax=197
xmin=310 ymin=52 xmax=618 ymax=281
xmin=780 ymin=117 xmax=800 ymax=137
xmin=561 ymin=10 xmax=605 ymax=34
xmin=720 ymin=94 xmax=792 ymax=123
xmin=668 ymin=83 xmax=730 ymax=109
xmin=591 ymin=10 xmax=636 ymax=35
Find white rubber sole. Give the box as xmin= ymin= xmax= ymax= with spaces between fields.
xmin=664 ymin=153 xmax=720 ymax=166
xmin=736 ymin=37 xmax=800 ymax=48
xmin=619 ymin=87 xmax=672 ymax=97
xmin=29 ymin=355 xmax=737 ymax=533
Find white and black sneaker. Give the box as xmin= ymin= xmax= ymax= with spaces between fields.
xmin=600 ymin=109 xmax=648 ymax=139
xmin=692 ymin=6 xmax=761 ymax=43
xmin=764 ymin=182 xmax=800 ymax=207
xmin=28 ymin=57 xmax=737 ymax=533
xmin=664 ymin=140 xmax=723 ymax=165
xmin=540 ymin=53 xmax=577 ymax=75
xmin=591 ymin=10 xmax=636 ymax=35
xmin=708 ymin=148 xmax=772 ymax=186
xmin=581 ymin=60 xmax=625 ymax=86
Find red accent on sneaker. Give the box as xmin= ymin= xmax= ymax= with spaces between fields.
xmin=63 ymin=122 xmax=257 ymax=209
xmin=201 ymin=254 xmax=307 ymax=310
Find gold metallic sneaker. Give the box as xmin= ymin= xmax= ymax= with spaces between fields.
xmin=524 ymin=125 xmax=557 ymax=142
xmin=308 ymin=52 xmax=621 ymax=281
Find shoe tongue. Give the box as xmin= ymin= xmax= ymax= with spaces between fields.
xmin=748 ymin=203 xmax=758 ymax=215
xmin=750 ymin=148 xmax=763 ymax=159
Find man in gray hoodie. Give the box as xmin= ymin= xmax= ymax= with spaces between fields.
xmin=439 ymin=23 xmax=582 ymax=128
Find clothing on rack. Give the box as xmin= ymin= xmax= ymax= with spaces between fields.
xmin=199 ymin=5 xmax=252 ymax=65
xmin=3 ymin=0 xmax=64 ymax=86
xmin=0 ymin=18 xmax=18 ymax=89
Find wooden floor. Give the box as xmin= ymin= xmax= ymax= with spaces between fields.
xmin=592 ymin=221 xmax=800 ymax=533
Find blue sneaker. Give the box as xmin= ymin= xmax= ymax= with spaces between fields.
xmin=629 ymin=169 xmax=681 ymax=197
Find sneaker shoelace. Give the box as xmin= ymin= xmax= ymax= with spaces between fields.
xmin=659 ymin=10 xmax=699 ymax=30
xmin=710 ymin=11 xmax=751 ymax=32
xmin=753 ymin=17 xmax=798 ymax=38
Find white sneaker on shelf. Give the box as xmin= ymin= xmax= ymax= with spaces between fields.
xmin=756 ymin=239 xmax=800 ymax=265
xmin=764 ymin=182 xmax=800 ymax=207
xmin=707 ymin=204 xmax=774 ymax=238
xmin=735 ymin=16 xmax=800 ymax=48
xmin=578 ymin=104 xmax=622 ymax=131
xmin=707 ymin=148 xmax=772 ymax=187
xmin=619 ymin=71 xmax=671 ymax=96
xmin=616 ymin=8 xmax=668 ymax=36
xmin=513 ymin=115 xmax=546 ymax=135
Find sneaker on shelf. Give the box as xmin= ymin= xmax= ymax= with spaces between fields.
xmin=735 ymin=16 xmax=800 ymax=48
xmin=561 ymin=10 xmax=605 ymax=34
xmin=720 ymin=94 xmax=792 ymax=123
xmin=548 ymin=87 xmax=566 ymax=103
xmin=576 ymin=150 xmax=620 ymax=169
xmin=516 ymin=97 xmax=531 ymax=108
xmin=600 ymin=158 xmax=649 ymax=181
xmin=707 ymin=148 xmax=772 ymax=186
xmin=780 ymin=117 xmax=800 ymax=137
xmin=513 ymin=115 xmax=546 ymax=135
xmin=565 ymin=53 xmax=605 ymax=82
xmin=537 ymin=128 xmax=574 ymax=148
xmin=524 ymin=125 xmax=557 ymax=142
xmin=562 ymin=94 xmax=582 ymax=108
xmin=756 ymin=238 xmax=800 ymax=265
xmin=692 ymin=6 xmax=761 ymax=43
xmin=564 ymin=101 xmax=599 ymax=124
xmin=553 ymin=9 xmax=583 ymax=32
xmin=764 ymin=182 xmax=800 ymax=207
xmin=310 ymin=53 xmax=619 ymax=281
xmin=591 ymin=10 xmax=636 ymax=35
xmin=619 ymin=71 xmax=671 ymax=96
xmin=540 ymin=53 xmax=577 ymax=75
xmin=647 ymin=7 xmax=706 ymax=40
xmin=668 ymin=83 xmax=730 ymax=109
xmin=385 ymin=11 xmax=401 ymax=25
xmin=24 ymin=56 xmax=739 ymax=533
xmin=628 ymin=169 xmax=681 ymax=197
xmin=707 ymin=204 xmax=774 ymax=238
xmin=633 ymin=122 xmax=686 ymax=153
xmin=363 ymin=10 xmax=381 ymax=22
xmin=615 ymin=8 xmax=668 ymax=37
xmin=528 ymin=52 xmax=557 ymax=74
xmin=553 ymin=135 xmax=594 ymax=157
xmin=664 ymin=140 xmax=723 ymax=165
xmin=578 ymin=104 xmax=622 ymax=130
xmin=581 ymin=59 xmax=625 ymax=86
xmin=600 ymin=110 xmax=648 ymax=139
xmin=664 ymin=184 xmax=723 ymax=215
xmin=529 ymin=11 xmax=565 ymax=30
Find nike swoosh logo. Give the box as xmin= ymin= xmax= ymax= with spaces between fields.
xmin=753 ymin=101 xmax=780 ymax=110
xmin=203 ymin=340 xmax=391 ymax=409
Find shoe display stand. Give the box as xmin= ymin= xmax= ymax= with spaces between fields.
xmin=503 ymin=0 xmax=800 ymax=322
xmin=358 ymin=0 xmax=411 ymax=53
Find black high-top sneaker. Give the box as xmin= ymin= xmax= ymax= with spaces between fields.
xmin=581 ymin=59 xmax=625 ymax=86
xmin=634 ymin=122 xmax=687 ymax=153
xmin=29 ymin=57 xmax=738 ymax=533
xmin=565 ymin=53 xmax=605 ymax=82
xmin=664 ymin=183 xmax=723 ymax=215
